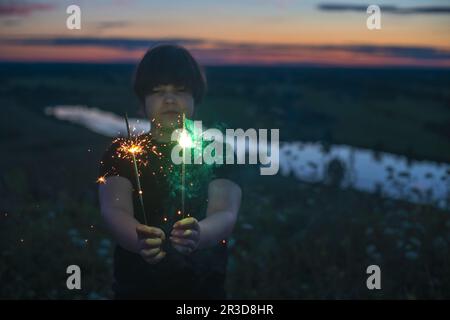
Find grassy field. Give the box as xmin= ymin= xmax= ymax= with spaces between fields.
xmin=0 ymin=63 xmax=449 ymax=299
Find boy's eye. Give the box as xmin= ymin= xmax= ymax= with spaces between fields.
xmin=150 ymin=86 xmax=187 ymax=95
xmin=151 ymin=88 xmax=165 ymax=95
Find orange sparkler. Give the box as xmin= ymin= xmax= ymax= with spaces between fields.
xmin=125 ymin=113 xmax=148 ymax=225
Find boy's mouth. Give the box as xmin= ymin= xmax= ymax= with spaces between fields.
xmin=162 ymin=110 xmax=181 ymax=116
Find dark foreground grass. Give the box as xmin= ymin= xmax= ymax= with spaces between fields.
xmin=1 ymin=173 xmax=449 ymax=299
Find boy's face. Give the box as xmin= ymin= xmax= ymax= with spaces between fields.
xmin=144 ymin=84 xmax=194 ymax=128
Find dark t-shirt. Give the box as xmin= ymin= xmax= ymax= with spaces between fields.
xmin=98 ymin=133 xmax=240 ymax=299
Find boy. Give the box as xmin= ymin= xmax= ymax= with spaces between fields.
xmin=98 ymin=44 xmax=242 ymax=299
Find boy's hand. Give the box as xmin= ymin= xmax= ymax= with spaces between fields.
xmin=170 ymin=217 xmax=201 ymax=255
xmin=136 ymin=224 xmax=166 ymax=265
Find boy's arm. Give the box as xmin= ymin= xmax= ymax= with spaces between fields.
xmin=197 ymin=178 xmax=242 ymax=250
xmin=99 ymin=176 xmax=141 ymax=253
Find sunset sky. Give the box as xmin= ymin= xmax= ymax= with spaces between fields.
xmin=0 ymin=0 xmax=449 ymax=66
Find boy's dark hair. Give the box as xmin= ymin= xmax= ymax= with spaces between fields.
xmin=133 ymin=44 xmax=207 ymax=105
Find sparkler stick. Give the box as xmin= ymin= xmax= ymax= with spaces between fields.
xmin=175 ymin=113 xmax=193 ymax=219
xmin=182 ymin=113 xmax=186 ymax=219
xmin=125 ymin=113 xmax=148 ymax=225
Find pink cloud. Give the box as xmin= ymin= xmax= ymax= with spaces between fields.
xmin=0 ymin=2 xmax=55 ymax=17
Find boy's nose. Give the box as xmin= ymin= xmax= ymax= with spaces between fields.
xmin=163 ymin=92 xmax=176 ymax=104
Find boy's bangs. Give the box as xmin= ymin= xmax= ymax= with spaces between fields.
xmin=148 ymin=51 xmax=195 ymax=91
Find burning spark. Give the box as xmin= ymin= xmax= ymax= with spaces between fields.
xmin=97 ymin=176 xmax=106 ymax=184
xmin=115 ymin=136 xmax=150 ymax=166
xmin=178 ymin=130 xmax=193 ymax=148
xmin=121 ymin=142 xmax=144 ymax=156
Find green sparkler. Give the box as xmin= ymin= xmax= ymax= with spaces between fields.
xmin=180 ymin=113 xmax=189 ymax=218
xmin=169 ymin=117 xmax=225 ymax=221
